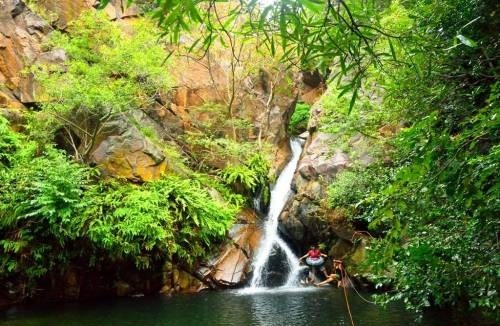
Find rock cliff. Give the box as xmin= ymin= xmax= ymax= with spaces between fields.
xmin=279 ymin=100 xmax=373 ymax=273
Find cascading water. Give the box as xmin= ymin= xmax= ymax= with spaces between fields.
xmin=246 ymin=139 xmax=305 ymax=290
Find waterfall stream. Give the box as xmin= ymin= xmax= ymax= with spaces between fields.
xmin=245 ymin=139 xmax=304 ymax=291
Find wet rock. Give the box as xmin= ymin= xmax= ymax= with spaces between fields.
xmin=208 ymin=209 xmax=262 ymax=287
xmin=161 ymin=262 xmax=205 ymax=294
xmin=159 ymin=284 xmax=174 ymax=296
xmin=298 ymin=131 xmax=309 ymax=140
xmin=114 ymin=280 xmax=132 ymax=297
xmin=63 ymin=268 xmax=81 ymax=299
xmin=211 ymin=246 xmax=250 ymax=287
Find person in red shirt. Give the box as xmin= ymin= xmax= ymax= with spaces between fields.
xmin=299 ymin=245 xmax=328 ymax=278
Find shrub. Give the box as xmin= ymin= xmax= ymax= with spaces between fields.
xmin=289 ymin=102 xmax=310 ymax=135
xmin=32 ymin=12 xmax=172 ymax=160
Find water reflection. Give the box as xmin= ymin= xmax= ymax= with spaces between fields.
xmin=0 ymin=289 xmax=470 ymax=326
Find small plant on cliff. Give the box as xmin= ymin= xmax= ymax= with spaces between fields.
xmin=289 ymin=102 xmax=310 ymax=135
xmin=219 ymin=153 xmax=270 ymax=201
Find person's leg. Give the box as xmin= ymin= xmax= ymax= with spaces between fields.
xmin=320 ymin=265 xmax=328 ymax=278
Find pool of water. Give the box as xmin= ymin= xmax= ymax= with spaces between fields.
xmin=0 ymin=287 xmax=459 ymax=326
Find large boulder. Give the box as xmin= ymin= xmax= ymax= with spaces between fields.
xmin=89 ymin=113 xmax=168 ymax=182
xmin=207 ymin=209 xmax=262 ymax=287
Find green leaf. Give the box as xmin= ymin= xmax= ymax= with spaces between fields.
xmin=348 ymin=88 xmax=358 ymax=115
xmin=456 ymin=34 xmax=477 ymax=47
xmin=97 ymin=0 xmax=111 ymax=9
xmin=299 ymin=0 xmax=323 ymax=13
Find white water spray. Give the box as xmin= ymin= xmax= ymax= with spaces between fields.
xmin=247 ymin=139 xmax=304 ymax=290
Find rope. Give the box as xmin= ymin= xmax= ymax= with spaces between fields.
xmin=340 ymin=266 xmax=356 ymax=326
xmin=345 ymin=274 xmax=377 ymax=305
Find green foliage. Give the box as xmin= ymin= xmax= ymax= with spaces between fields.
xmin=220 ymin=164 xmax=259 ymax=192
xmin=0 ymin=116 xmax=21 ymax=167
xmin=83 ymin=175 xmax=236 ymax=267
xmin=191 ymin=173 xmax=245 ymax=207
xmin=327 ymin=167 xmax=388 ymax=225
xmin=321 ymin=0 xmax=499 ymax=319
xmin=289 ymin=102 xmax=310 ymax=135
xmin=2 ymin=0 xmax=497 ymax=320
xmin=219 ymin=153 xmax=271 ymax=202
xmin=0 ymin=117 xmax=237 ymax=294
xmin=24 ymin=0 xmax=58 ymax=24
xmin=0 ymin=118 xmax=94 ymax=284
xmin=118 ymin=0 xmax=399 ymax=109
xmin=32 ymin=12 xmax=172 ymax=159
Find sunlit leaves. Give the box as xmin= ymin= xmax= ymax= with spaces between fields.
xmin=33 ymin=12 xmax=172 ymax=158
xmin=0 ymin=117 xmax=238 ymax=287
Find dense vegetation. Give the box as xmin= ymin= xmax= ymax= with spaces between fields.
xmin=32 ymin=12 xmax=172 ymax=161
xmin=0 ymin=0 xmax=497 ymax=322
xmin=0 ymin=11 xmax=268 ymax=299
xmin=321 ymin=0 xmax=499 ymax=318
xmin=114 ymin=0 xmax=498 ymax=320
xmin=0 ymin=111 xmax=237 ymax=295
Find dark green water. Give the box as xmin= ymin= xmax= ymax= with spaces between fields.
xmin=0 ymin=288 xmax=455 ymax=326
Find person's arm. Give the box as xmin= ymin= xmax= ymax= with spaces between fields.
xmin=299 ymin=253 xmax=308 ymax=261
xmin=321 ymin=253 xmax=327 ymax=257
xmin=315 ymin=277 xmax=334 ymax=286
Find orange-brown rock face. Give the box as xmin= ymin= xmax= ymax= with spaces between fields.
xmin=0 ymin=0 xmax=49 ymax=108
xmin=39 ymin=0 xmax=139 ymax=28
xmin=208 ymin=209 xmax=262 ymax=287
xmin=166 ymin=55 xmax=298 ymax=174
xmin=0 ymin=2 xmax=300 ymax=181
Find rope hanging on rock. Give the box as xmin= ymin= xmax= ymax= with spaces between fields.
xmin=339 ymin=263 xmax=356 ymax=326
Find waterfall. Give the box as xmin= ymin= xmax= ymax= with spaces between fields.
xmin=247 ymin=139 xmax=304 ymax=290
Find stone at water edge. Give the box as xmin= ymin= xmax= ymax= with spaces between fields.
xmin=114 ymin=281 xmax=132 ymax=297
xmin=208 ymin=209 xmax=262 ymax=287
